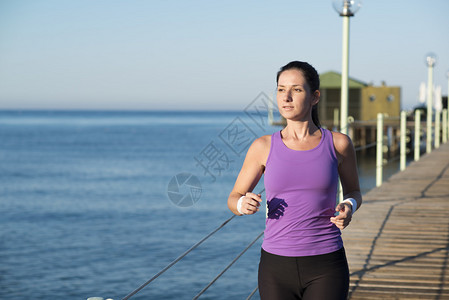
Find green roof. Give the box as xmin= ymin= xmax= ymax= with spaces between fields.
xmin=319 ymin=71 xmax=367 ymax=89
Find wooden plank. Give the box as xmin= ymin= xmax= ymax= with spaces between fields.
xmin=342 ymin=142 xmax=449 ymax=299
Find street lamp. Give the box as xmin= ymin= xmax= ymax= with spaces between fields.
xmin=333 ymin=0 xmax=362 ymax=135
xmin=425 ymin=53 xmax=437 ymax=153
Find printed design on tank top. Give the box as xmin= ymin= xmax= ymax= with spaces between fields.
xmin=267 ymin=197 xmax=288 ymax=219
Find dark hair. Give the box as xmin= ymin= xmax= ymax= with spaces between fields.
xmin=276 ymin=61 xmax=321 ymax=128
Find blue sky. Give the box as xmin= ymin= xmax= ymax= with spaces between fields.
xmin=0 ymin=0 xmax=448 ymax=111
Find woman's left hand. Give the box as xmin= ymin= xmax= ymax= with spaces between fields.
xmin=330 ymin=203 xmax=353 ymax=230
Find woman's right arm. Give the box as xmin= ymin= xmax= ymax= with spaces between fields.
xmin=227 ymin=135 xmax=270 ymax=215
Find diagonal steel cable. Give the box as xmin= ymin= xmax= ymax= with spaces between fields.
xmin=122 ymin=215 xmax=237 ymax=300
xmin=246 ymin=286 xmax=259 ymax=300
xmin=354 ymin=141 xmax=377 ymax=152
xmin=192 ymin=231 xmax=264 ymax=300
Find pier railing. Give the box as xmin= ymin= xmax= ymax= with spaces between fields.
xmin=374 ymin=109 xmax=448 ymax=187
xmin=317 ymin=109 xmax=449 ymax=187
xmin=92 ymin=108 xmax=449 ymax=300
xmin=117 ymin=215 xmax=264 ymax=300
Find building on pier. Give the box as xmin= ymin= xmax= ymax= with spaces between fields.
xmin=319 ymin=71 xmax=401 ymax=123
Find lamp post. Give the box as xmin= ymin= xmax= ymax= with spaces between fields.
xmin=333 ymin=0 xmax=361 ymax=135
xmin=425 ymin=53 xmax=436 ymax=153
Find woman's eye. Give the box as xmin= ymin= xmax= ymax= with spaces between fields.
xmin=295 ymin=89 xmax=302 ymax=92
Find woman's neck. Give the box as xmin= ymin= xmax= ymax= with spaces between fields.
xmin=282 ymin=120 xmax=320 ymax=140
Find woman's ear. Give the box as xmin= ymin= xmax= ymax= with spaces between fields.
xmin=312 ymin=90 xmax=320 ymax=105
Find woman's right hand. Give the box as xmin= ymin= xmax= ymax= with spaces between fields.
xmin=239 ymin=193 xmax=262 ymax=215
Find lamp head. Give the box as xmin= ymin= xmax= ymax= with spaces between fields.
xmin=333 ymin=0 xmax=362 ymax=17
xmin=425 ymin=53 xmax=437 ymax=67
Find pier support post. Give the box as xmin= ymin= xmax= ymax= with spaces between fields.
xmin=443 ymin=108 xmax=448 ymax=143
xmin=360 ymin=126 xmax=367 ymax=155
xmin=435 ymin=110 xmax=441 ymax=148
xmin=415 ymin=110 xmax=421 ymax=161
xmin=376 ymin=113 xmax=384 ymax=187
xmin=400 ymin=111 xmax=407 ymax=171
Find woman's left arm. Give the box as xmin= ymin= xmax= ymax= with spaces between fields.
xmin=330 ymin=132 xmax=362 ymax=230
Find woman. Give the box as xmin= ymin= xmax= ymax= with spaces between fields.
xmin=227 ymin=61 xmax=362 ymax=299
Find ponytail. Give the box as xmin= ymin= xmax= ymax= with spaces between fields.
xmin=312 ymin=105 xmax=321 ymax=128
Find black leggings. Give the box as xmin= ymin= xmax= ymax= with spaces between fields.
xmin=258 ymin=247 xmax=349 ymax=300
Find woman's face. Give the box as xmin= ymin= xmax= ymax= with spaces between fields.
xmin=276 ymin=69 xmax=319 ymax=121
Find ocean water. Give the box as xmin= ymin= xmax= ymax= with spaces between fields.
xmin=0 ymin=110 xmax=400 ymax=300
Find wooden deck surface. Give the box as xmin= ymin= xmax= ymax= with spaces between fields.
xmin=343 ymin=142 xmax=449 ymax=299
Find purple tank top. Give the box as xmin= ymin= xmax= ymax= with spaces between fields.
xmin=262 ymin=128 xmax=343 ymax=257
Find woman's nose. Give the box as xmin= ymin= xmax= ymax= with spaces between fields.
xmin=282 ymin=90 xmax=292 ymax=102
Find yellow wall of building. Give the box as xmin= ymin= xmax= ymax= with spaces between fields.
xmin=361 ymin=86 xmax=401 ymax=121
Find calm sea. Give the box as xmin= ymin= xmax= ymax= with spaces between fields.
xmin=0 ymin=110 xmax=400 ymax=300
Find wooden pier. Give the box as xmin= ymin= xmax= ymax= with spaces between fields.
xmin=343 ymin=142 xmax=449 ymax=299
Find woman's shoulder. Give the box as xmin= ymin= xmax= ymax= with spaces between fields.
xmin=245 ymin=134 xmax=272 ymax=160
xmin=330 ymin=130 xmax=354 ymax=155
xmin=247 ymin=134 xmax=272 ymax=167
xmin=250 ymin=134 xmax=272 ymax=151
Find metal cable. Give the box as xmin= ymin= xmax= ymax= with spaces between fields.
xmin=355 ymin=141 xmax=377 ymax=152
xmin=386 ymin=154 xmax=401 ymax=164
xmin=246 ymin=286 xmax=259 ymax=300
xmin=122 ymin=215 xmax=237 ymax=300
xmin=192 ymin=231 xmax=264 ymax=300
